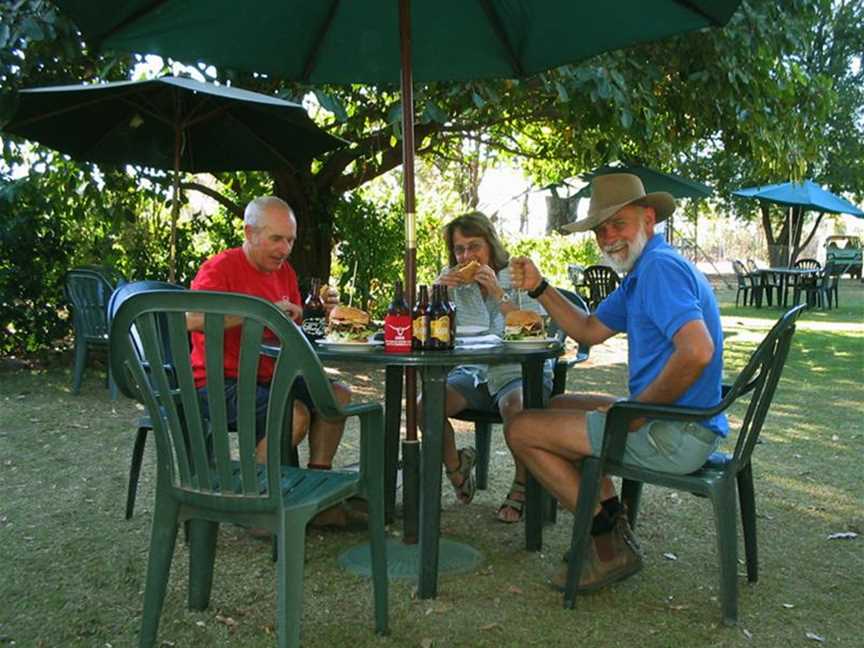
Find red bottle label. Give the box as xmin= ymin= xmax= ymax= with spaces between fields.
xmin=384 ymin=314 xmax=413 ymax=352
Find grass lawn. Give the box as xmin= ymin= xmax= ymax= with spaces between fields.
xmin=1 ymin=281 xmax=862 ymax=647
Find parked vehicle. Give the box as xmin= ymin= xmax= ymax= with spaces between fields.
xmin=824 ymin=235 xmax=862 ymax=279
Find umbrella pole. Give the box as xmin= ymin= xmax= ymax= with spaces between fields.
xmin=399 ymin=0 xmax=420 ymax=545
xmin=169 ymin=124 xmax=181 ymax=283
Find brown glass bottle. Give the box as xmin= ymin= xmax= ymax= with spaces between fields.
xmin=428 ymin=285 xmax=451 ymax=350
xmin=412 ymin=284 xmax=429 ymax=350
xmin=301 ymin=277 xmax=326 ymax=341
xmin=384 ymin=280 xmax=412 ymax=352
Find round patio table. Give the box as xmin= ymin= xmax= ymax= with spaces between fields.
xmin=267 ymin=340 xmax=561 ymax=598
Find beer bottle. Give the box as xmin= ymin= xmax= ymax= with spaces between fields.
xmin=301 ymin=277 xmax=326 ymax=341
xmin=412 ymin=284 xmax=429 ymax=350
xmin=384 ymin=280 xmax=412 ymax=353
xmin=429 ymin=285 xmax=452 ymax=350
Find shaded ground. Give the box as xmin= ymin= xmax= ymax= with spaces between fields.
xmin=0 ymin=283 xmax=862 ymax=647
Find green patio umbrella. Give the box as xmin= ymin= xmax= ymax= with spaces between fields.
xmin=576 ymin=163 xmax=713 ymax=199
xmin=1 ymin=76 xmax=346 ymax=281
xmin=573 ymin=163 xmax=713 ymax=246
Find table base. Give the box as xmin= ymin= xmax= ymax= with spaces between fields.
xmin=338 ymin=537 xmax=483 ymax=581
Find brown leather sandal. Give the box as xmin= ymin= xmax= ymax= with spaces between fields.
xmin=496 ymin=480 xmax=526 ymax=523
xmin=446 ymin=447 xmax=477 ymax=505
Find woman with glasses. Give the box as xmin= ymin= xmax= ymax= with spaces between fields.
xmin=419 ymin=211 xmax=552 ymax=523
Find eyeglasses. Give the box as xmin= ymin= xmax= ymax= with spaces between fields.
xmin=453 ymin=242 xmax=485 ymax=256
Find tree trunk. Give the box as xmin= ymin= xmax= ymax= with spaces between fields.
xmin=546 ymin=194 xmax=576 ymax=233
xmin=271 ymin=167 xmax=334 ymax=286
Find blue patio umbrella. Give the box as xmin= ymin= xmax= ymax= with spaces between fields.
xmin=732 ymin=180 xmax=864 ymax=217
xmin=733 ymin=180 xmax=864 ymax=266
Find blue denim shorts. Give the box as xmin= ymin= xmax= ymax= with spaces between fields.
xmin=585 ymin=411 xmax=721 ymax=474
xmin=197 ymin=378 xmax=316 ymax=443
xmin=447 ymin=367 xmax=553 ymax=413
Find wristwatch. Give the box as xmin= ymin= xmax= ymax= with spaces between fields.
xmin=527 ymin=278 xmax=549 ymax=299
xmin=498 ymin=291 xmax=511 ymax=304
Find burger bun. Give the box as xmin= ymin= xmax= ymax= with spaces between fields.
xmin=455 ymin=260 xmax=481 ymax=282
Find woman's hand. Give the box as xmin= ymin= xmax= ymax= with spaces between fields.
xmin=474 ymin=264 xmax=503 ymax=299
xmin=438 ymin=266 xmax=465 ymax=288
xmin=321 ymin=285 xmax=340 ymax=314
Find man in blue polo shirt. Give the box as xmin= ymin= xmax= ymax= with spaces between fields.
xmin=508 ymin=173 xmax=726 ymax=593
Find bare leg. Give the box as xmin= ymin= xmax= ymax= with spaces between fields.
xmin=506 ymin=405 xmax=616 ymax=514
xmin=497 ymin=388 xmax=528 ymax=522
xmin=307 ymin=381 xmax=351 ymax=467
xmin=255 ymin=400 xmax=311 ymax=465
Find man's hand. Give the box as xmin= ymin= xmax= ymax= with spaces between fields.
xmin=321 ymin=285 xmax=340 ymax=314
xmin=509 ymin=256 xmax=542 ymax=292
xmin=275 ymin=299 xmax=302 ymax=322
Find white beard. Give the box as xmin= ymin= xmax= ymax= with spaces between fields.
xmin=600 ymin=224 xmax=649 ymax=274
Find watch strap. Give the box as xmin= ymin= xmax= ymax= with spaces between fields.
xmin=527 ymin=278 xmax=549 ymax=299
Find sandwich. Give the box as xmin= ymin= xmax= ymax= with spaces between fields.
xmin=326 ymin=305 xmax=376 ymax=342
xmin=454 ymin=260 xmax=481 ymax=282
xmin=503 ymin=310 xmax=545 ymax=341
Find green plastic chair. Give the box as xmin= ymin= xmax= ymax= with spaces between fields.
xmin=65 ymin=267 xmax=120 ymax=398
xmin=107 ymin=280 xmax=187 ymax=521
xmin=561 ymin=305 xmax=806 ymax=626
xmin=110 ymin=290 xmax=389 ymax=648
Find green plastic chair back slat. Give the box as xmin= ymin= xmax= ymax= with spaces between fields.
xmin=110 ymin=290 xmax=389 ymax=647
xmin=561 ymin=305 xmax=806 ymax=626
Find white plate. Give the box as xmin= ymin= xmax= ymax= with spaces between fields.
xmin=456 ymin=325 xmax=487 ymax=336
xmin=504 ymin=337 xmax=558 ymax=349
xmin=317 ymin=339 xmax=384 ymax=352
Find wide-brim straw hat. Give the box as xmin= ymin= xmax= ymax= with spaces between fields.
xmin=563 ymin=173 xmax=676 ymax=232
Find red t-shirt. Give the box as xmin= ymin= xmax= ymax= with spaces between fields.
xmin=190 ymin=247 xmax=301 ymax=387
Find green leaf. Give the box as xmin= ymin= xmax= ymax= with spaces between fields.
xmin=620 ymin=108 xmax=633 ymax=129
xmin=423 ymin=100 xmax=448 ymax=124
xmin=386 ymin=102 xmax=403 ymax=126
xmin=313 ymin=90 xmax=348 ymax=122
xmin=472 ymin=92 xmax=486 ymax=109
xmin=555 ymin=82 xmax=569 ymax=103
xmin=20 ymin=17 xmax=44 ymax=41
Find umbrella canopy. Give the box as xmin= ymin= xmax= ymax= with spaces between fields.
xmin=1 ymin=76 xmax=344 ymax=172
xmin=51 ymin=2 xmax=743 ymax=84
xmin=1 ymin=76 xmax=346 ymax=280
xmin=576 ymin=163 xmax=713 ymax=199
xmin=732 ymin=180 xmax=864 ymax=217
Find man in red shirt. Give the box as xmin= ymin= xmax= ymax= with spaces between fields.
xmin=187 ymin=196 xmax=351 ymax=488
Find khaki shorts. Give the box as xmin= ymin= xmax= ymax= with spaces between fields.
xmin=585 ymin=411 xmax=721 ymax=474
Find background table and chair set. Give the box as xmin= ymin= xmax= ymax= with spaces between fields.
xmin=64 ymin=263 xmax=802 ymax=644
xmin=732 ymin=257 xmax=849 ymax=310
